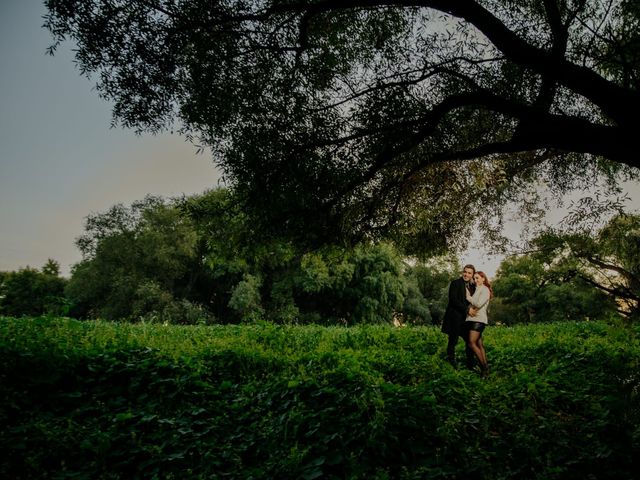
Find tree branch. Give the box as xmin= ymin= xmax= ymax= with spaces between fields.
xmin=246 ymin=0 xmax=640 ymax=125
xmin=581 ymin=254 xmax=637 ymax=283
xmin=577 ymin=272 xmax=640 ymax=302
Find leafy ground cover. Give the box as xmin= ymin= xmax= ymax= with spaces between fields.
xmin=1 ymin=317 xmax=638 ymax=479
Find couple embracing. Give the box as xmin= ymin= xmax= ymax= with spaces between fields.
xmin=441 ymin=264 xmax=492 ymax=378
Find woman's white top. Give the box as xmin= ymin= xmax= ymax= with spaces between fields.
xmin=465 ymin=284 xmax=490 ymax=324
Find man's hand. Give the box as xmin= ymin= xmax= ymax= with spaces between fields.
xmin=468 ymin=307 xmax=478 ymax=317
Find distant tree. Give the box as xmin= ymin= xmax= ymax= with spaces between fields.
xmin=66 ymin=196 xmax=211 ymax=321
xmin=184 ymin=189 xmax=413 ymax=324
xmin=285 ymin=242 xmax=408 ymax=324
xmin=492 ymin=252 xmax=618 ymax=325
xmin=528 ymin=213 xmax=640 ymax=319
xmin=402 ymin=255 xmax=459 ymax=325
xmin=66 ymin=189 xmax=414 ymax=324
xmin=41 ymin=258 xmax=61 ymax=276
xmin=0 ymin=261 xmax=68 ymax=317
xmin=181 ymin=188 xmax=300 ymax=322
xmin=45 ymin=0 xmax=639 ymax=254
xmin=401 ymin=274 xmax=433 ymax=325
xmin=228 ymin=273 xmax=265 ymax=323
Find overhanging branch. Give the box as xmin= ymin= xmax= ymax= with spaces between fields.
xmin=244 ymin=0 xmax=640 ymax=125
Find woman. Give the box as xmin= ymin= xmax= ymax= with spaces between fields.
xmin=465 ymin=271 xmax=492 ymax=377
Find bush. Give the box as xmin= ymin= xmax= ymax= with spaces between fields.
xmin=131 ymin=281 xmax=216 ymax=325
xmin=229 ymin=273 xmax=265 ymax=322
xmin=0 ymin=317 xmax=638 ymax=479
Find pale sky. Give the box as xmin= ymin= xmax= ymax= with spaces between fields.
xmin=0 ymin=1 xmax=221 ymax=276
xmin=1 ymin=1 xmax=638 ymax=279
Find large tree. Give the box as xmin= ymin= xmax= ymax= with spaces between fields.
xmin=491 ymin=253 xmax=618 ymax=324
xmin=66 ymin=195 xmax=209 ymax=320
xmin=185 ymin=189 xmax=417 ymax=324
xmin=44 ymin=0 xmax=640 ymax=250
xmin=527 ymin=213 xmax=640 ymax=318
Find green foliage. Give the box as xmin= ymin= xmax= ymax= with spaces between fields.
xmin=343 ymin=243 xmax=407 ymax=324
xmin=0 ymin=317 xmax=638 ymax=479
xmin=593 ymin=0 xmax=640 ymax=87
xmin=44 ymin=0 xmax=640 ymax=252
xmin=182 ymin=189 xmax=424 ymax=325
xmin=401 ymin=274 xmax=432 ymax=324
xmin=492 ymin=254 xmax=617 ymax=325
xmin=519 ymin=213 xmax=640 ymax=319
xmin=286 ymin=242 xmax=410 ymax=325
xmin=133 ymin=281 xmax=216 ymax=325
xmin=228 ymin=273 xmax=265 ymax=322
xmin=66 ymin=189 xmax=429 ymax=325
xmin=67 ymin=188 xmax=637 ymax=328
xmin=403 ymin=256 xmax=460 ymax=325
xmin=41 ymin=258 xmax=61 ymax=276
xmin=65 ymin=195 xmax=210 ymax=321
xmin=0 ymin=260 xmax=68 ymax=316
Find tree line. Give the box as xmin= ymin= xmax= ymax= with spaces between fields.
xmin=1 ymin=189 xmax=637 ymax=323
xmin=0 ymin=190 xmax=451 ymax=325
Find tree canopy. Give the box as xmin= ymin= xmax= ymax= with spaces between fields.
xmin=491 ymin=253 xmax=618 ymax=324
xmin=527 ymin=213 xmax=640 ymax=318
xmin=65 ymin=195 xmax=210 ymax=321
xmin=488 ymin=212 xmax=640 ymax=323
xmin=62 ymin=189 xmax=452 ymax=325
xmin=45 ymin=0 xmax=640 ymax=251
xmin=0 ymin=260 xmax=68 ymax=317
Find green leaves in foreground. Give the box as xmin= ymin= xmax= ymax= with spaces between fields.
xmin=0 ymin=317 xmax=638 ymax=479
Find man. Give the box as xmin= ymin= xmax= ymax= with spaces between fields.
xmin=441 ymin=264 xmax=476 ymax=368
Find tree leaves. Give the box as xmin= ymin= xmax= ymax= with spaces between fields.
xmin=45 ymin=1 xmax=640 ymax=251
xmin=1 ymin=317 xmax=638 ymax=478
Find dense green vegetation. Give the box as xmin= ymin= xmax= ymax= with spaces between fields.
xmin=1 ymin=190 xmax=458 ymax=326
xmin=491 ymin=212 xmax=640 ymax=324
xmin=0 ymin=260 xmax=68 ymax=317
xmin=1 ymin=317 xmax=638 ymax=479
xmin=5 ymin=191 xmax=636 ymax=326
xmin=17 ymin=3 xmax=638 ymax=476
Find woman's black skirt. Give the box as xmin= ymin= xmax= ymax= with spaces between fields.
xmin=467 ymin=321 xmax=486 ymax=333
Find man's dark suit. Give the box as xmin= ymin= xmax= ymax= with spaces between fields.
xmin=441 ymin=277 xmax=475 ymax=367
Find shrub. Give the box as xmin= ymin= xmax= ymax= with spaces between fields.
xmin=0 ymin=317 xmax=638 ymax=479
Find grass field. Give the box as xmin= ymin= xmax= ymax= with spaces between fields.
xmin=1 ymin=316 xmax=638 ymax=479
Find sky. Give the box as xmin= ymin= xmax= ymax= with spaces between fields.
xmin=1 ymin=1 xmax=639 ymax=279
xmin=0 ymin=1 xmax=222 ymax=277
